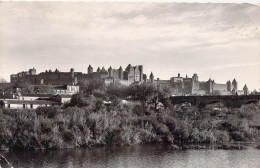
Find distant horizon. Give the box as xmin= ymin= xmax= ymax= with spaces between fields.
xmin=6 ymin=64 xmax=255 ymax=91
xmin=0 ymin=2 xmax=259 ymax=91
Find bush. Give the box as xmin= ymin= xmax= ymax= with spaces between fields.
xmin=1 ymin=84 xmax=260 ymax=150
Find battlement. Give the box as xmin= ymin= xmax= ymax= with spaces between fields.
xmin=158 ymin=73 xmax=246 ymax=96
xmin=10 ymin=64 xmax=150 ymax=86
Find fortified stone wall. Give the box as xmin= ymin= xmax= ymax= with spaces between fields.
xmin=213 ymin=83 xmax=227 ymax=92
xmin=10 ymin=64 xmax=147 ymax=86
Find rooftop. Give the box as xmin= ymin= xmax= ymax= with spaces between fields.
xmin=2 ymin=99 xmax=60 ymax=105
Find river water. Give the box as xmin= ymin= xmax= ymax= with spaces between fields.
xmin=1 ymin=144 xmax=260 ymax=168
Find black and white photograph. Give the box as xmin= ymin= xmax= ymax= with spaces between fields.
xmin=0 ymin=0 xmax=260 ymax=168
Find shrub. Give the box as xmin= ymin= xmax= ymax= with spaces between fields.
xmin=1 ymin=85 xmax=260 ymax=150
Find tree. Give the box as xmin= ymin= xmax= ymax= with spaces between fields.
xmin=127 ymin=83 xmax=157 ymax=105
xmin=0 ymin=100 xmax=4 ymax=109
xmin=78 ymin=79 xmax=106 ymax=95
xmin=22 ymin=82 xmax=34 ymax=93
xmin=35 ymin=85 xmax=55 ymax=94
xmin=69 ymin=94 xmax=88 ymax=107
xmin=127 ymin=83 xmax=158 ymax=128
xmin=106 ymin=83 xmax=128 ymax=99
xmin=157 ymin=85 xmax=173 ymax=107
xmin=0 ymin=77 xmax=7 ymax=83
xmin=0 ymin=83 xmax=13 ymax=93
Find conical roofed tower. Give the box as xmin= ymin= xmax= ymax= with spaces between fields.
xmin=150 ymin=72 xmax=154 ymax=83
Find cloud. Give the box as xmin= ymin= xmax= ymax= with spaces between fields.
xmin=0 ymin=2 xmax=259 ymax=90
xmin=203 ymin=62 xmax=260 ymax=71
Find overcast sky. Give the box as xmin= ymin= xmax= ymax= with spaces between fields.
xmin=0 ymin=2 xmax=259 ymax=90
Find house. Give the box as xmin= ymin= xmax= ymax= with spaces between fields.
xmin=54 ymin=94 xmax=73 ymax=104
xmin=17 ymin=93 xmax=54 ymax=101
xmin=53 ymin=85 xmax=79 ymax=95
xmin=2 ymin=99 xmax=60 ymax=109
xmin=0 ymin=93 xmax=16 ymax=100
xmin=0 ymin=92 xmax=74 ymax=109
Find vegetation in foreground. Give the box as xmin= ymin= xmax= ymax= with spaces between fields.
xmin=0 ymin=81 xmax=260 ymax=150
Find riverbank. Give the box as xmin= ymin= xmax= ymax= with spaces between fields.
xmin=172 ymin=142 xmax=260 ymax=150
xmin=2 ymin=144 xmax=260 ymax=168
xmin=1 ymin=98 xmax=260 ymax=151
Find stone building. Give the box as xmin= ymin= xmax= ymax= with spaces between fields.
xmin=10 ymin=68 xmax=78 ymax=86
xmin=10 ymin=66 xmax=246 ymax=96
xmin=156 ymin=73 xmax=244 ymax=96
xmin=10 ymin=64 xmax=149 ymax=86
